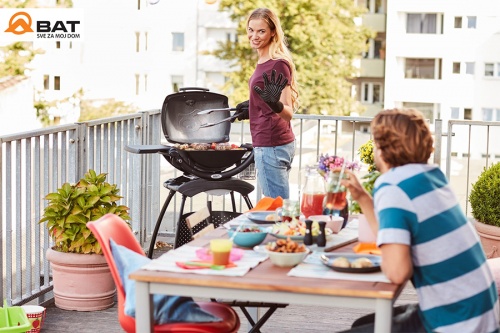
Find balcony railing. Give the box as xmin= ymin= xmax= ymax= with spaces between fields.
xmin=1 ymin=112 xmax=499 ymax=306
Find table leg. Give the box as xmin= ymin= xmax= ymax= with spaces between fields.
xmin=374 ymin=298 xmax=393 ymax=333
xmin=136 ymin=281 xmax=154 ymax=332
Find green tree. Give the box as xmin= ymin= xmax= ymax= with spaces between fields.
xmin=213 ymin=0 xmax=374 ymax=115
xmin=79 ymin=100 xmax=139 ymax=122
xmin=0 ymin=42 xmax=42 ymax=77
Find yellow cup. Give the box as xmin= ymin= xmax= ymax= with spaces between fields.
xmin=210 ymin=239 xmax=233 ymax=265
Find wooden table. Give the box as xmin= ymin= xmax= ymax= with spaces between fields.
xmin=130 ymin=228 xmax=404 ymax=333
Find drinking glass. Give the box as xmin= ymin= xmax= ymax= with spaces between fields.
xmin=210 ymin=239 xmax=233 ymax=265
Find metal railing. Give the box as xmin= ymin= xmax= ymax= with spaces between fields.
xmin=1 ymin=112 xmax=499 ymax=306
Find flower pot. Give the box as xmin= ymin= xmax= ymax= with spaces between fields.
xmin=46 ymin=248 xmax=116 ymax=311
xmin=474 ymin=220 xmax=500 ymax=259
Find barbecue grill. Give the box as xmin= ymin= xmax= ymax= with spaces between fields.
xmin=125 ymin=87 xmax=255 ymax=256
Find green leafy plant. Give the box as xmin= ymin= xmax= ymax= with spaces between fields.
xmin=350 ymin=140 xmax=381 ymax=214
xmin=469 ymin=162 xmax=500 ymax=227
xmin=39 ymin=169 xmax=131 ymax=254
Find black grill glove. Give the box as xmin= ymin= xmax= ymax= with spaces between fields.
xmin=232 ymin=100 xmax=249 ymax=122
xmin=253 ymin=69 xmax=288 ymax=113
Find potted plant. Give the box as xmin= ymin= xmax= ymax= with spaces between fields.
xmin=469 ymin=162 xmax=500 ymax=258
xmin=350 ymin=140 xmax=381 ymax=243
xmin=40 ymin=169 xmax=131 ymax=311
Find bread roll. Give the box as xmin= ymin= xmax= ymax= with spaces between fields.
xmin=332 ymin=257 xmax=351 ymax=268
xmin=351 ymin=257 xmax=374 ymax=268
xmin=266 ymin=213 xmax=278 ymax=221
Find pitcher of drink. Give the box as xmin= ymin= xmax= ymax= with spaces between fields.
xmin=300 ymin=166 xmax=326 ymax=219
xmin=323 ymin=171 xmax=349 ymax=228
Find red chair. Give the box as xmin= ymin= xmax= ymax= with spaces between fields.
xmin=87 ymin=214 xmax=240 ymax=333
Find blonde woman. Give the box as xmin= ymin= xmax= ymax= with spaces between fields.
xmin=233 ymin=7 xmax=299 ymax=199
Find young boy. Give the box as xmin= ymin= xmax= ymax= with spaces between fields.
xmin=342 ymin=109 xmax=499 ymax=332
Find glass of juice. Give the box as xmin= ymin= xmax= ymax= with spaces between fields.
xmin=301 ymin=192 xmax=325 ymax=218
xmin=210 ymin=239 xmax=233 ymax=265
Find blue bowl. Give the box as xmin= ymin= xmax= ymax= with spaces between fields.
xmin=228 ymin=226 xmax=268 ymax=248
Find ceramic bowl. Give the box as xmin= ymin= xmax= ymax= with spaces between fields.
xmin=227 ymin=226 xmax=268 ymax=248
xmin=266 ymin=247 xmax=310 ymax=267
xmin=308 ymin=215 xmax=344 ymax=233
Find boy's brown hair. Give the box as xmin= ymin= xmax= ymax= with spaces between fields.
xmin=371 ymin=108 xmax=434 ymax=167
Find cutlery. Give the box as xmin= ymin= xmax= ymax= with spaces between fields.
xmin=182 ymin=261 xmax=226 ymax=270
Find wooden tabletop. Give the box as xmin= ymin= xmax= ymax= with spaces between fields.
xmin=130 ymin=228 xmax=403 ymax=301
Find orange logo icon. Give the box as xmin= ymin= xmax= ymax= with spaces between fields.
xmin=5 ymin=12 xmax=34 ymax=35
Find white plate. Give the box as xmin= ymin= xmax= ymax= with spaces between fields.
xmin=320 ymin=253 xmax=381 ymax=273
xmin=244 ymin=211 xmax=279 ymax=224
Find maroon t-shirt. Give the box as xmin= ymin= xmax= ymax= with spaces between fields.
xmin=248 ymin=59 xmax=295 ymax=147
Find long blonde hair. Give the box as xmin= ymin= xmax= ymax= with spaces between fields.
xmin=247 ymin=8 xmax=299 ymax=111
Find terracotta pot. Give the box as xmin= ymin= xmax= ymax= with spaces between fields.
xmin=46 ymin=248 xmax=116 ymax=311
xmin=474 ymin=220 xmax=500 ymax=259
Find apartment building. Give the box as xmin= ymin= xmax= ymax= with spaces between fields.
xmin=384 ymin=0 xmax=500 ymax=157
xmin=26 ymin=0 xmax=500 ymax=156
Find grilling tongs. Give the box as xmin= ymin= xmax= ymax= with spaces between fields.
xmin=197 ymin=107 xmax=244 ymax=128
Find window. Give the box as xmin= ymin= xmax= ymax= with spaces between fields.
xmin=482 ymin=108 xmax=500 ymax=121
xmin=483 ymin=108 xmax=493 ymax=121
xmin=135 ymin=32 xmax=140 ymax=52
xmin=450 ymin=107 xmax=460 ymax=119
xmin=455 ymin=16 xmax=477 ymax=29
xmin=135 ymin=74 xmax=140 ymax=95
xmin=361 ymin=83 xmax=382 ymax=104
xmin=452 ymin=62 xmax=460 ymax=74
xmin=43 ymin=75 xmax=49 ymax=90
xmin=172 ymin=33 xmax=184 ymax=52
xmin=465 ymin=62 xmax=475 ymax=75
xmin=407 ymin=14 xmax=437 ymax=34
xmin=485 ymin=63 xmax=494 ymax=77
xmin=54 ymin=76 xmax=60 ymax=90
xmin=144 ymin=32 xmax=148 ymax=51
xmin=467 ymin=16 xmax=477 ymax=29
xmin=405 ymin=58 xmax=440 ymax=79
xmin=366 ymin=0 xmax=383 ymax=13
xmin=484 ymin=63 xmax=500 ymax=77
xmin=171 ymin=75 xmax=184 ymax=92
xmin=56 ymin=41 xmax=60 ymax=49
xmin=364 ymin=38 xmax=384 ymax=59
xmin=464 ymin=108 xmax=472 ymax=120
xmin=403 ymin=102 xmax=435 ymax=123
xmin=144 ymin=74 xmax=148 ymax=92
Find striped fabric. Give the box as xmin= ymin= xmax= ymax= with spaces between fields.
xmin=373 ymin=164 xmax=499 ymax=333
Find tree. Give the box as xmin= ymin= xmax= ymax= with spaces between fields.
xmin=212 ymin=0 xmax=374 ymax=115
xmin=79 ymin=99 xmax=138 ymax=122
xmin=0 ymin=42 xmax=42 ymax=77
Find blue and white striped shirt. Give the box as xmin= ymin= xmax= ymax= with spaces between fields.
xmin=374 ymin=164 xmax=499 ymax=333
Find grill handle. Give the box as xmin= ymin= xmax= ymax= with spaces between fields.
xmin=179 ymin=87 xmax=209 ymax=92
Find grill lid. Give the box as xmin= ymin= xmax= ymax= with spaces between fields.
xmin=161 ymin=87 xmax=231 ymax=144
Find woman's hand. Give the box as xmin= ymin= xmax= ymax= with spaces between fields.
xmin=253 ymin=69 xmax=288 ymax=113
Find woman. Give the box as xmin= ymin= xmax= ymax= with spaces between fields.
xmin=234 ymin=8 xmax=299 ymax=199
